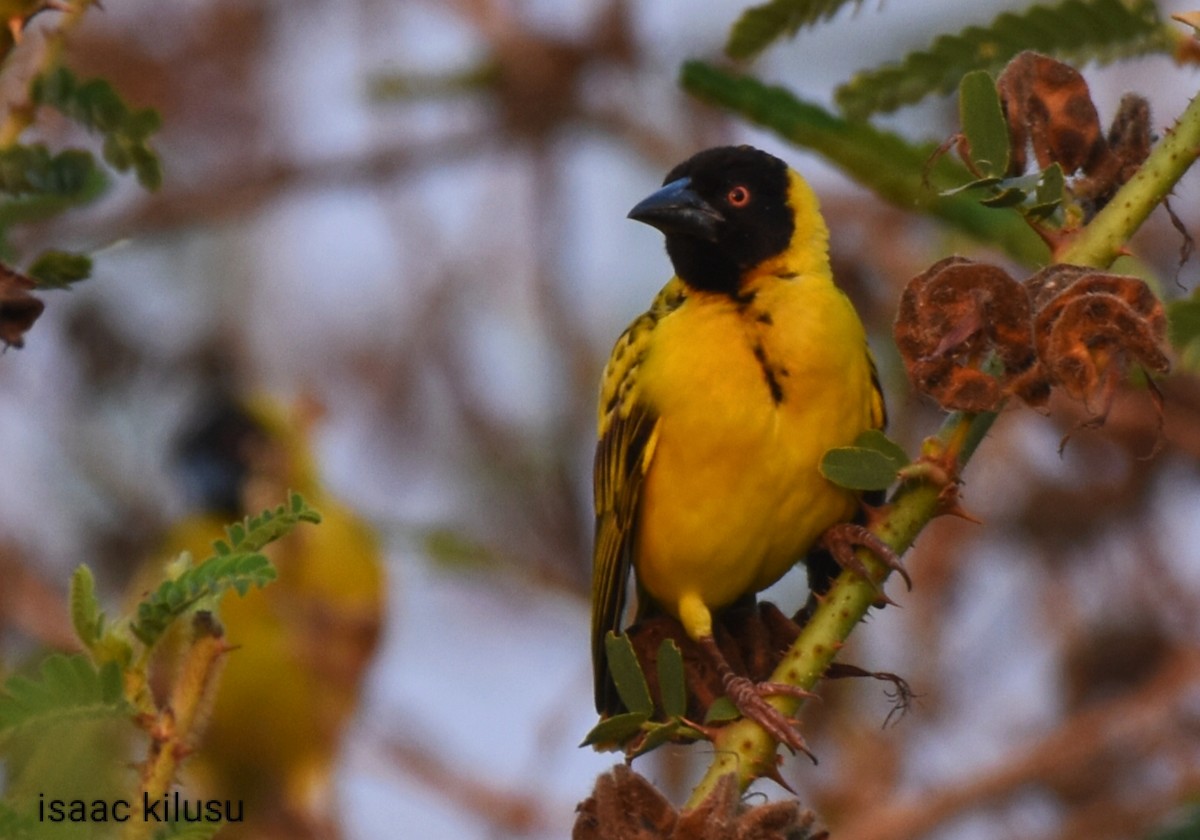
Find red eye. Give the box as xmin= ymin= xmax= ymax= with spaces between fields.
xmin=727 ymin=185 xmax=751 ymax=207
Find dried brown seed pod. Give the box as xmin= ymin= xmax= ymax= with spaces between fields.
xmin=0 ymin=264 xmax=44 ymax=349
xmin=1015 ymin=264 xmax=1169 ymax=417
xmin=894 ymin=256 xmax=1035 ymax=412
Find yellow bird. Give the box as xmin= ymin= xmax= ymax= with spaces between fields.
xmin=161 ymin=395 xmax=385 ymax=838
xmin=591 ymin=146 xmax=893 ymax=750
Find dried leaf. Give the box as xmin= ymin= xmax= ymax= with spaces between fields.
xmin=0 ymin=264 xmax=44 ymax=349
xmin=573 ymin=765 xmax=676 ymax=840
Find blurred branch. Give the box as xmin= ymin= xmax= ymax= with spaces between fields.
xmin=0 ymin=546 xmax=79 ymax=650
xmin=33 ymin=133 xmax=488 ymax=246
xmin=382 ymin=736 xmax=550 ymax=835
xmin=834 ymin=649 xmax=1200 ymax=840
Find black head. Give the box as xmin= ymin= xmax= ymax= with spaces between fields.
xmin=628 ymin=146 xmax=793 ymax=294
xmin=174 ymin=398 xmax=267 ymax=517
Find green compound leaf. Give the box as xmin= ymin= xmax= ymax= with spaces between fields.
xmin=31 ymin=67 xmax=162 ymax=190
xmin=726 ymin=0 xmax=863 ymax=60
xmin=679 ymin=61 xmax=1049 ymax=267
xmin=821 ymin=429 xmax=911 ymax=491
xmin=835 ymin=0 xmax=1170 ymax=119
xmin=0 ymin=655 xmax=127 ymax=742
xmin=130 ymin=553 xmax=276 ymax=646
xmin=959 ymin=70 xmax=1009 ymax=178
xmin=129 ymin=493 xmax=320 ymax=647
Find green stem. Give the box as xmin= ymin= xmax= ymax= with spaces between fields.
xmin=123 ymin=615 xmax=228 ymax=840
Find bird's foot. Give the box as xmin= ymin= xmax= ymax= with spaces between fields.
xmin=720 ymin=673 xmax=817 ymax=761
xmin=697 ymin=635 xmax=817 ymax=759
xmin=819 ymin=522 xmax=911 ymax=599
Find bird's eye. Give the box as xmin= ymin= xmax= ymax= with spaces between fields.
xmin=727 ymin=185 xmax=751 ymax=207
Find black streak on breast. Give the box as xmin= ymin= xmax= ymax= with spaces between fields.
xmin=752 ymin=341 xmax=785 ymax=405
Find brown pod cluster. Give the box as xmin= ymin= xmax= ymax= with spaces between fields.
xmin=893 ymin=256 xmax=1036 ymax=412
xmin=0 ymin=264 xmax=44 ymax=349
xmin=1013 ymin=265 xmax=1170 ymax=411
xmin=895 ymin=257 xmax=1170 ymax=420
xmin=574 ymin=766 xmax=823 ymax=840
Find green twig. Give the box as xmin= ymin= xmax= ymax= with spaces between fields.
xmin=123 ymin=614 xmax=229 ymax=840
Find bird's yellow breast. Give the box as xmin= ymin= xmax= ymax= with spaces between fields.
xmin=632 ymin=270 xmax=876 ymax=621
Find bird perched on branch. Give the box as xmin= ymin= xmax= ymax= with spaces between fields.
xmin=161 ymin=394 xmax=385 ymax=838
xmin=591 ymin=146 xmax=899 ymax=752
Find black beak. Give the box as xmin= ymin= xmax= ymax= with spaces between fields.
xmin=627 ymin=177 xmax=723 ymax=242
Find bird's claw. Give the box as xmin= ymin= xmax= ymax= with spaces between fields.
xmin=721 ymin=674 xmax=816 ymax=762
xmin=820 ymin=522 xmax=911 ymax=594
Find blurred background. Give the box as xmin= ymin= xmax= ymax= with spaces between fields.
xmin=1 ymin=0 xmax=1199 ymax=838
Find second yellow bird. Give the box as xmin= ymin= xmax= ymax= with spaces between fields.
xmin=591 ymin=146 xmax=887 ymax=750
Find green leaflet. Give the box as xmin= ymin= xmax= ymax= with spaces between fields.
xmin=656 ymin=638 xmax=687 ymax=720
xmin=28 ymin=250 xmax=92 ymax=289
xmin=959 ymin=70 xmax=1009 ymax=178
xmin=604 ymin=632 xmax=653 ymax=716
xmin=821 ymin=430 xmax=912 ymax=492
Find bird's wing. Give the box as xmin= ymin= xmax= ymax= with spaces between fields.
xmin=590 ymin=280 xmax=684 ymax=714
xmin=868 ymin=351 xmax=888 ymax=431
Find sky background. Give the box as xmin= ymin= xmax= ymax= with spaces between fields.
xmin=1 ymin=1 xmax=1199 ymax=838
